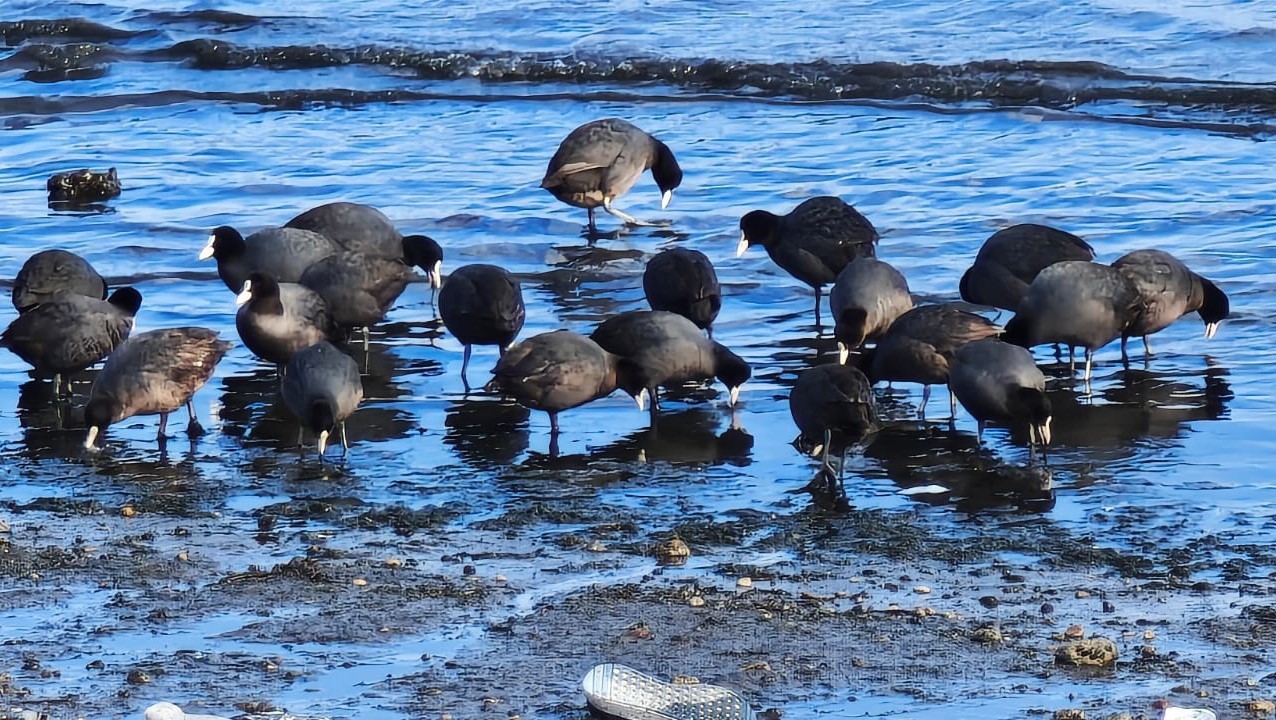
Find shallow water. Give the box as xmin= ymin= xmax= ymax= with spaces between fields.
xmin=1 ymin=2 xmax=1275 ymax=719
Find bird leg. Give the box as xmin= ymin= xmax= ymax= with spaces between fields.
xmin=461 ymin=344 xmax=472 ymax=392
xmin=186 ymin=400 xmax=205 ymax=436
xmin=813 ymin=288 xmax=823 ymax=329
xmin=602 ymin=197 xmax=664 ymax=227
xmin=976 ymin=419 xmax=986 ymax=443
xmin=948 ymin=388 xmax=958 ymax=420
xmin=340 ymin=422 xmax=350 ymax=456
xmin=919 ymin=385 xmax=931 ymax=420
xmin=1142 ymin=335 xmax=1152 ymax=357
xmin=1068 ymin=346 xmax=1076 ymax=374
xmin=157 ymin=412 xmax=169 ymax=440
xmin=587 ymin=206 xmax=597 ymax=233
xmin=1120 ymin=335 xmax=1129 ymax=363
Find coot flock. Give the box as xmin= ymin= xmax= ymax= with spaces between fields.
xmin=3 ymin=118 xmax=1231 ymax=486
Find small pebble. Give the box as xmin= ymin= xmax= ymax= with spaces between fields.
xmin=913 ymin=586 xmax=931 ymax=595
xmin=1075 ymin=590 xmax=1091 ymax=599
xmin=385 ymin=557 xmax=404 ymax=568
xmin=0 ymin=518 xmax=11 ymax=533
xmin=463 ymin=565 xmax=476 ymax=576
xmin=1041 ymin=602 xmax=1054 ymax=615
xmin=737 ymin=577 xmax=753 ymax=588
xmin=1140 ymin=645 xmax=1157 ymax=658
xmin=1053 ymin=710 xmax=1085 ymax=720
xmin=126 ymin=669 xmax=151 ymax=684
xmin=353 ymin=578 xmax=368 ymax=587
xmin=1065 ymin=624 xmax=1085 ymax=640
xmin=688 ymin=596 xmax=706 ymax=608
xmin=1143 ymin=630 xmax=1156 ymax=640
xmin=176 ymin=551 xmax=189 ymax=562
xmin=1245 ymin=699 xmax=1274 ymax=715
xmin=121 ymin=506 xmax=136 ymax=518
xmin=978 ymin=595 xmax=999 ymax=609
xmin=1102 ymin=601 xmax=1116 ymax=613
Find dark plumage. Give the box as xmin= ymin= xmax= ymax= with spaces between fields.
xmin=590 ymin=310 xmax=751 ymax=417
xmin=12 ymin=249 xmax=107 ymax=313
xmin=285 ymin=203 xmax=444 ymax=289
xmin=200 ymin=225 xmax=339 ymax=293
xmin=828 ymin=257 xmax=913 ymax=360
xmin=643 ymin=247 xmax=722 ymax=333
xmin=83 ymin=327 xmax=231 ymax=447
xmin=959 ymin=223 xmax=1095 ymax=312
xmin=1112 ymin=249 xmax=1230 ymax=357
xmin=234 ymin=273 xmax=339 ymax=368
xmin=488 ymin=329 xmax=635 ymax=436
xmin=948 ymin=338 xmax=1052 ymax=454
xmin=858 ymin=303 xmax=1001 ymax=419
xmin=540 ymin=118 xmax=683 ymax=230
xmin=1 ymin=287 xmax=141 ymax=396
xmin=737 ymin=196 xmax=879 ymax=324
xmin=438 ymin=264 xmax=526 ymax=389
xmin=281 ymin=341 xmax=364 ymax=458
xmin=285 ymin=201 xmax=401 ymax=258
xmin=789 ymin=363 xmax=879 ymax=486
xmin=1002 ymin=261 xmax=1141 ymax=383
xmin=299 ymin=252 xmax=413 ymax=338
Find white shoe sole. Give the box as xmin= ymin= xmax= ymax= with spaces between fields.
xmin=581 ymin=663 xmax=754 ymax=720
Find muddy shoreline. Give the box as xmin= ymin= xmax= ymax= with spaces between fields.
xmin=2 ymin=484 xmax=1272 ymax=720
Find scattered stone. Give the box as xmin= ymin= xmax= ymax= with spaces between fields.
xmin=655 ymin=537 xmax=691 ymax=564
xmin=0 ymin=519 xmax=10 ymax=533
xmin=979 ymin=595 xmax=999 ymax=609
xmin=462 ymin=565 xmax=476 ymax=576
xmin=385 ymin=557 xmax=404 ymax=568
xmin=1041 ymin=602 xmax=1054 ymax=615
xmin=120 ymin=505 xmax=136 ymax=518
xmin=1143 ymin=630 xmax=1156 ymax=641
xmin=1054 ymin=710 xmax=1085 ymax=720
xmin=688 ymin=596 xmax=705 ymax=608
xmin=1065 ymin=625 xmax=1085 ymax=640
xmin=1245 ymin=699 xmax=1274 ymax=716
xmin=671 ymin=675 xmax=700 ymax=685
xmin=353 ymin=578 xmax=368 ymax=587
xmin=622 ymin=623 xmax=653 ymax=640
xmin=587 ymin=540 xmax=607 ymax=552
xmin=1102 ymin=601 xmax=1116 ymax=613
xmin=972 ymin=626 xmax=1002 ymax=644
xmin=914 ymin=586 xmax=931 ymax=595
xmin=125 ymin=669 xmax=150 ymax=684
xmin=1140 ymin=645 xmax=1157 ymax=659
xmin=737 ymin=577 xmax=753 ymax=588
xmin=1055 ymin=638 xmax=1117 ymax=667
xmin=1075 ymin=590 xmax=1091 ymax=599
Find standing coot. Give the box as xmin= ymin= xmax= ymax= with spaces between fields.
xmin=438 ymin=264 xmax=526 ymax=390
xmin=11 ymin=249 xmax=107 ymax=313
xmin=642 ymin=247 xmax=722 ymax=334
xmin=1 ymin=287 xmax=141 ymax=396
xmin=234 ymin=273 xmax=339 ymax=370
xmin=83 ymin=327 xmax=231 ymax=447
xmin=737 ymin=196 xmax=879 ymax=325
xmin=590 ymin=310 xmax=750 ymax=418
xmin=828 ymin=257 xmax=913 ymax=361
xmin=1002 ymin=261 xmax=1141 ymax=384
xmin=200 ymin=225 xmax=340 ymax=293
xmin=1111 ymin=249 xmax=1229 ymax=357
xmin=281 ymin=341 xmax=364 ymax=458
xmin=959 ymin=223 xmax=1095 ymax=312
xmin=541 ymin=118 xmax=683 ymax=230
xmin=789 ymin=363 xmax=879 ymax=492
xmin=858 ymin=303 xmax=1001 ymax=419
xmin=948 ymin=338 xmax=1052 ymax=455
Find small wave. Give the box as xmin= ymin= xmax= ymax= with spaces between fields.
xmin=137 ymin=10 xmax=266 ymax=27
xmin=0 ymin=18 xmax=141 ymax=46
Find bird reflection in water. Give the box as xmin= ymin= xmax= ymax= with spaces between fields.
xmin=593 ymin=406 xmax=753 ymax=466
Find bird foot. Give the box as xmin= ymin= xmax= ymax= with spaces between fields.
xmin=186 ymin=420 xmax=206 ymax=438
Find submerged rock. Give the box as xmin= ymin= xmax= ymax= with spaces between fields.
xmin=46 ymin=167 xmax=120 ymax=205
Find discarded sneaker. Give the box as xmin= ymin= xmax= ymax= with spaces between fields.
xmin=581 ymin=663 xmax=755 ymax=720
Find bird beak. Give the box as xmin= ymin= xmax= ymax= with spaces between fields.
xmin=635 ymin=388 xmax=649 ymax=413
xmin=1205 ymin=322 xmax=1219 ymax=339
xmin=736 ymin=233 xmax=749 ymax=258
xmin=660 ymin=189 xmax=673 ymax=210
xmin=198 ymin=234 xmax=216 ymax=261
xmin=837 ymin=342 xmax=849 ymax=365
xmin=729 ymin=386 xmax=740 ymax=407
xmin=84 ymin=425 xmax=100 ymax=450
xmin=235 ymin=280 xmax=253 ymax=306
xmin=317 ymin=429 xmax=330 ymax=456
xmin=430 ymin=260 xmax=443 ymax=290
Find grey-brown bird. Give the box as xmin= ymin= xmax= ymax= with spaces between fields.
xmin=11 ymin=249 xmax=106 ymax=313
xmin=541 ymin=118 xmax=683 ymax=231
xmin=1111 ymin=249 xmax=1229 ymax=358
xmin=83 ymin=327 xmax=231 ymax=447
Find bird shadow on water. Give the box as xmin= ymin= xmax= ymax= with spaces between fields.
xmin=589 ymin=406 xmax=754 ymax=466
